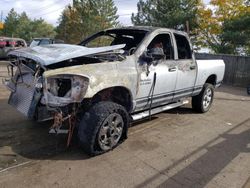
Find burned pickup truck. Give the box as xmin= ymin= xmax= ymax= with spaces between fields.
xmin=4 ymin=27 xmax=225 ymax=155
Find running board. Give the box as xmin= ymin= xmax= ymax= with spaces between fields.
xmin=132 ymin=100 xmax=189 ymax=121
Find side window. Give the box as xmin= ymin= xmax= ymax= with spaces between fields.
xmin=148 ymin=34 xmax=174 ymax=60
xmin=40 ymin=39 xmax=50 ymax=45
xmin=16 ymin=40 xmax=25 ymax=47
xmin=174 ymin=34 xmax=192 ymax=59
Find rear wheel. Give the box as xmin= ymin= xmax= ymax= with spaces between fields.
xmin=78 ymin=101 xmax=129 ymax=156
xmin=192 ymin=83 xmax=214 ymax=113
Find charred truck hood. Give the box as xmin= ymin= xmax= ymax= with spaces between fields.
xmin=8 ymin=43 xmax=126 ymax=68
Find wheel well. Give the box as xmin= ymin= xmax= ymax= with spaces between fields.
xmin=92 ymin=87 xmax=133 ymax=112
xmin=205 ymin=75 xmax=217 ymax=86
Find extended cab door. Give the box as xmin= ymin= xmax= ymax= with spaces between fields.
xmin=135 ymin=33 xmax=178 ymax=111
xmin=173 ymin=33 xmax=197 ymax=100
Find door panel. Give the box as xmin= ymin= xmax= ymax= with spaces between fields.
xmin=174 ymin=59 xmax=196 ymax=99
xmin=135 ymin=60 xmax=177 ymax=111
xmin=173 ymin=33 xmax=197 ymax=100
xmin=135 ymin=33 xmax=178 ymax=112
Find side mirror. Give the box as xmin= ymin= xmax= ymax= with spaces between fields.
xmin=150 ymin=48 xmax=165 ymax=60
xmin=141 ymin=51 xmax=153 ymax=63
xmin=141 ymin=48 xmax=165 ymax=63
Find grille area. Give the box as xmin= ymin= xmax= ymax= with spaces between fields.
xmin=8 ymin=73 xmax=36 ymax=117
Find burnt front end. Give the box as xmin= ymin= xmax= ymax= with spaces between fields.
xmin=4 ymin=57 xmax=89 ymax=122
xmin=4 ymin=58 xmax=46 ymax=120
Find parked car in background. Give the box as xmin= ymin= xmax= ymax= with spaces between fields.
xmin=29 ymin=38 xmax=64 ymax=47
xmin=0 ymin=37 xmax=27 ymax=59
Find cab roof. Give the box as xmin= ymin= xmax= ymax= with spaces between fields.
xmin=106 ymin=26 xmax=188 ymax=35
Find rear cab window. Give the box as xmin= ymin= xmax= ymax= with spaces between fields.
xmin=174 ymin=34 xmax=192 ymax=60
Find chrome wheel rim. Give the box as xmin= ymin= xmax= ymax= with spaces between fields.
xmin=203 ymin=88 xmax=212 ymax=109
xmin=98 ymin=113 xmax=124 ymax=151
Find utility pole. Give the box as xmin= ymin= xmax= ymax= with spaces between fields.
xmin=0 ymin=11 xmax=4 ymax=32
xmin=0 ymin=10 xmax=3 ymax=23
xmin=186 ymin=20 xmax=190 ymax=36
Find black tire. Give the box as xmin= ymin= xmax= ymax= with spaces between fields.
xmin=247 ymin=85 xmax=250 ymax=95
xmin=192 ymin=83 xmax=214 ymax=113
xmin=78 ymin=101 xmax=129 ymax=156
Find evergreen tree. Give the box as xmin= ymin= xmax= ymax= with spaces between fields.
xmin=131 ymin=0 xmax=155 ymax=26
xmin=131 ymin=0 xmax=199 ymax=31
xmin=2 ymin=8 xmax=56 ymax=42
xmin=96 ymin=0 xmax=119 ymax=29
xmin=221 ymin=13 xmax=250 ymax=55
xmin=30 ymin=19 xmax=56 ymax=41
xmin=15 ymin=12 xmax=32 ymax=41
xmin=3 ymin=8 xmax=19 ymax=37
xmin=56 ymin=0 xmax=119 ymax=44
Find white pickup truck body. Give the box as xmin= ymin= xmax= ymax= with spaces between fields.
xmin=4 ymin=27 xmax=225 ymax=155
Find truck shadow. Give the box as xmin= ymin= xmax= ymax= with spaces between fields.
xmin=217 ymin=85 xmax=249 ymax=98
xmin=0 ymin=99 xmax=197 ymax=163
xmin=165 ymin=106 xmax=197 ymax=114
xmin=0 ymin=99 xmax=90 ymax=163
xmin=136 ymin=118 xmax=250 ymax=188
xmin=131 ymin=116 xmax=159 ymax=127
xmin=1 ymin=95 xmax=249 ymax=168
xmin=0 ymin=107 xmax=194 ymax=164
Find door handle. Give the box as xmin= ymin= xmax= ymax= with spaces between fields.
xmin=169 ymin=67 xmax=177 ymax=72
xmin=190 ymin=65 xmax=196 ymax=70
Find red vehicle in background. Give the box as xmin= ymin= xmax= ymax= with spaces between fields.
xmin=0 ymin=37 xmax=27 ymax=59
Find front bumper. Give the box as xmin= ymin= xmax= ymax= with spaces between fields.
xmin=4 ymin=63 xmax=42 ymax=119
xmin=4 ymin=61 xmax=89 ymax=121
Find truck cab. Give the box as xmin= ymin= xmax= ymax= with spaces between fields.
xmin=134 ymin=29 xmax=198 ymax=112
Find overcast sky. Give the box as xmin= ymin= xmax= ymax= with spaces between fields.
xmin=0 ymin=0 xmax=210 ymax=26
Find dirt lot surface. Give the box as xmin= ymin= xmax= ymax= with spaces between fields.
xmin=0 ymin=62 xmax=250 ymax=188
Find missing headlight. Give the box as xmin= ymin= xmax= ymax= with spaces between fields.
xmin=42 ymin=75 xmax=89 ymax=107
xmin=47 ymin=78 xmax=72 ymax=97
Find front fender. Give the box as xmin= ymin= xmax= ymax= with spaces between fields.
xmin=43 ymin=61 xmax=138 ymax=102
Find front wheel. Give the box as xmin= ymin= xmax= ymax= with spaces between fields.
xmin=78 ymin=101 xmax=129 ymax=156
xmin=192 ymin=83 xmax=214 ymax=113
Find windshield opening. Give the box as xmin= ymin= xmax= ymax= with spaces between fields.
xmin=79 ymin=29 xmax=148 ymax=55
